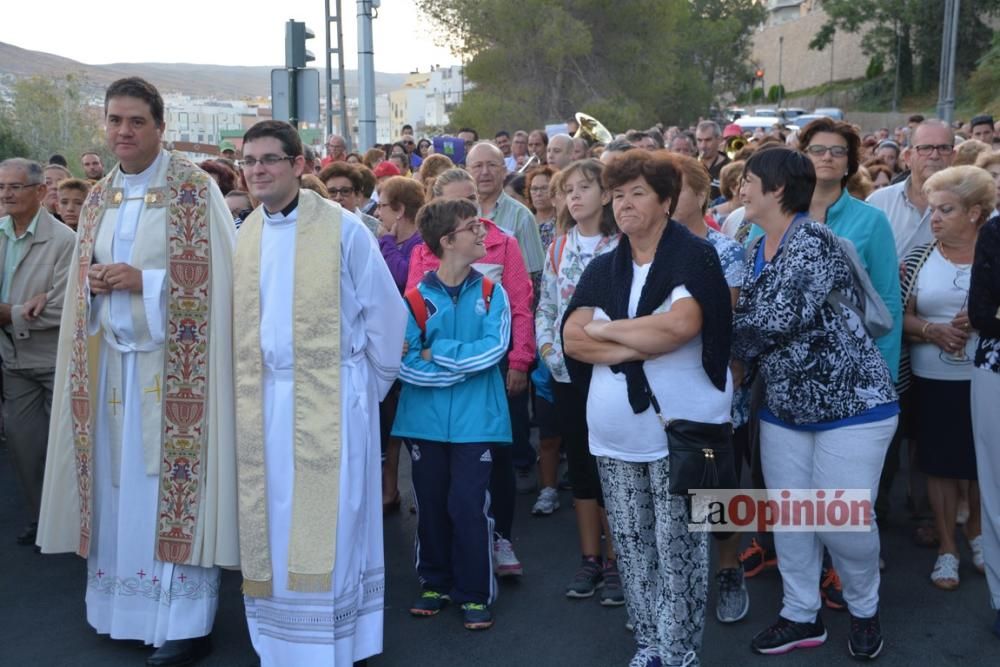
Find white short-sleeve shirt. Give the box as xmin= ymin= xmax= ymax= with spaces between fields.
xmin=587 ymin=263 xmax=733 ymax=463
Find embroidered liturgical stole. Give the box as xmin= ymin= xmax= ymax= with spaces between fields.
xmin=67 ymin=153 xmax=214 ymax=564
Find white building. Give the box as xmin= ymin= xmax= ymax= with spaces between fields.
xmin=370 ymin=66 xmax=468 ymax=143
xmin=387 ymin=72 xmax=431 ymax=140
xmin=375 ymin=94 xmax=392 ymax=144
xmin=162 ymin=95 xmax=257 ymax=147
xmin=763 ymin=0 xmax=817 ymax=27
xmin=424 ymin=65 xmax=465 ymax=130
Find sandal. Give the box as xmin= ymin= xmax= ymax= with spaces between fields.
xmin=970 ymin=535 xmax=986 ymax=574
xmin=913 ymin=523 xmax=940 ymax=548
xmin=931 ymin=553 xmax=960 ymax=590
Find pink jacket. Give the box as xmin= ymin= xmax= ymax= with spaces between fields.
xmin=406 ymin=218 xmax=536 ymax=372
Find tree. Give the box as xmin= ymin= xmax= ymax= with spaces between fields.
xmin=811 ymin=0 xmax=1000 ymax=96
xmin=9 ymin=74 xmax=107 ymax=173
xmin=968 ymin=31 xmax=1000 ymax=113
xmin=686 ymin=0 xmax=766 ymax=106
xmin=0 ymin=106 xmax=31 ymax=161
xmin=417 ymin=0 xmax=763 ymax=132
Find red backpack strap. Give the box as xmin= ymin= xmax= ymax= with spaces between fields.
xmin=403 ymin=287 xmax=428 ymax=336
xmin=481 ymin=276 xmax=495 ymax=313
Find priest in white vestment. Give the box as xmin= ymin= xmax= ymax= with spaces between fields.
xmin=234 ymin=121 xmax=406 ymax=667
xmin=37 ymin=78 xmax=239 ymax=667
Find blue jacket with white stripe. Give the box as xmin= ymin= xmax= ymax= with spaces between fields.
xmin=392 ymin=269 xmax=513 ymax=444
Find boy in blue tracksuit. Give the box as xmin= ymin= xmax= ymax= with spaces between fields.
xmin=392 ymin=198 xmax=512 ymax=631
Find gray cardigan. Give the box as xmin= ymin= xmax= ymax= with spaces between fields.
xmin=0 ymin=208 xmax=76 ymax=369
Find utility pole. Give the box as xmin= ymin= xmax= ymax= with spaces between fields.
xmin=937 ymin=0 xmax=960 ymax=123
xmin=325 ymin=0 xmax=350 ymax=150
xmin=357 ymin=0 xmax=379 ymax=151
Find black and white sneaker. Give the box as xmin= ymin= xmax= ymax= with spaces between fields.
xmin=848 ymin=612 xmax=884 ymax=660
xmin=751 ymin=615 xmax=827 ymax=655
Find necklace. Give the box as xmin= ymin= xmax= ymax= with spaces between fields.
xmin=938 ymin=241 xmax=972 ymax=265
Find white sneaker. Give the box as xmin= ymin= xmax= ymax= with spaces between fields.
xmin=493 ymin=535 xmax=523 ymax=576
xmin=531 ymin=487 xmax=560 ymax=516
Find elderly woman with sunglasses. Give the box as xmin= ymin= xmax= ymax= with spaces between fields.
xmin=902 ymin=165 xmax=994 ymax=591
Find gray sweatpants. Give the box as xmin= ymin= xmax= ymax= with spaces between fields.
xmin=597 ymin=455 xmax=708 ymax=667
xmin=972 ymin=367 xmax=1000 ymax=610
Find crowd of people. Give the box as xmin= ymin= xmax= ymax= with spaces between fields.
xmin=1 ymin=75 xmax=1000 ymax=667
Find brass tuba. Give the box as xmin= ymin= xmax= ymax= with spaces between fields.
xmin=724 ymin=135 xmax=748 ymax=160
xmin=573 ymin=112 xmax=614 ymax=145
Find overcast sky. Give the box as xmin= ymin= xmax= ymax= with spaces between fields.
xmin=2 ymin=0 xmax=460 ymax=73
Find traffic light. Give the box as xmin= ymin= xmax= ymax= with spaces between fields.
xmin=755 ymin=69 xmax=765 ymax=79
xmin=286 ymin=20 xmax=315 ymax=69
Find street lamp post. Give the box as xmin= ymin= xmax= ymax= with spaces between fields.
xmin=937 ymin=0 xmax=960 ymax=123
xmin=828 ymin=33 xmax=835 ymax=107
xmin=357 ymin=0 xmax=378 ymax=150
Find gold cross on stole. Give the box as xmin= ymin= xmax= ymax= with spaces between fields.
xmin=144 ymin=375 xmax=162 ymax=403
xmin=107 ymin=388 xmax=122 ymax=416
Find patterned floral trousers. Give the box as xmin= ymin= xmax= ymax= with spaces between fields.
xmin=597 ymin=455 xmax=708 ymax=666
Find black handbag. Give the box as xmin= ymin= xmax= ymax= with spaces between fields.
xmin=644 ymin=377 xmax=737 ymax=496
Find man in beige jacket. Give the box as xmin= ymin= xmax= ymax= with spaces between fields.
xmin=0 ymin=157 xmax=76 ymax=547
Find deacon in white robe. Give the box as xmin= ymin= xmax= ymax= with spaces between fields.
xmin=38 ymin=149 xmax=239 ymax=647
xmin=237 ymin=192 xmax=406 ymax=666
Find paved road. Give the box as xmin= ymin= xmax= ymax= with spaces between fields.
xmin=1 ymin=444 xmax=996 ymax=666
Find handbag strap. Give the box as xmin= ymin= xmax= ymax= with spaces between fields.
xmin=641 ymin=369 xmax=668 ymax=428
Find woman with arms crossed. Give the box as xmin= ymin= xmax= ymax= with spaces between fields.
xmin=563 ymin=150 xmax=733 ymax=667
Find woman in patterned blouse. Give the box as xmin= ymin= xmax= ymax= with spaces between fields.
xmin=733 ymin=148 xmax=897 ymax=661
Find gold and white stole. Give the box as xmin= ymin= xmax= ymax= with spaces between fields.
xmin=235 ymin=189 xmax=343 ymax=596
